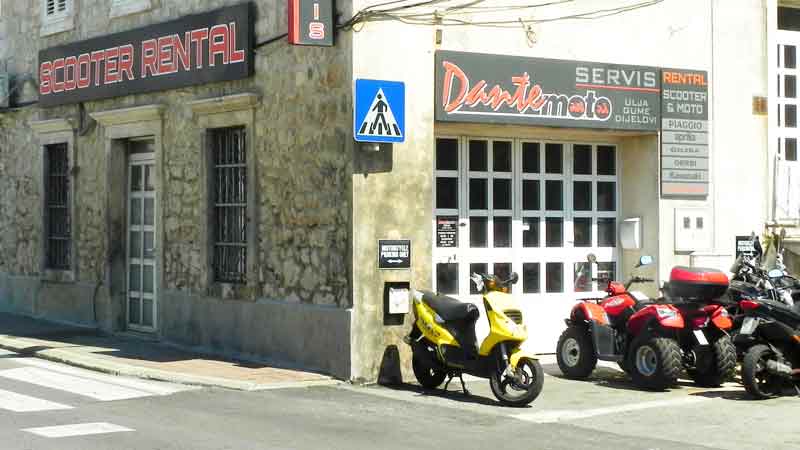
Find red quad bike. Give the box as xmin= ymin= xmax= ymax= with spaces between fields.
xmin=664 ymin=267 xmax=737 ymax=387
xmin=557 ymin=255 xmax=734 ymax=390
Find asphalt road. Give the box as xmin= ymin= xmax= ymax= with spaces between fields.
xmin=0 ymin=350 xmax=796 ymax=450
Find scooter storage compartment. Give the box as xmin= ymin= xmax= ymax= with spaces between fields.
xmin=668 ymin=266 xmax=729 ymax=300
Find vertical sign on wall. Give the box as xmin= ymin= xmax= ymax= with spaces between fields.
xmin=288 ymin=0 xmax=335 ymax=46
xmin=661 ymin=69 xmax=710 ymax=197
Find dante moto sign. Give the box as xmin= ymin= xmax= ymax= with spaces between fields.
xmin=38 ymin=4 xmax=252 ymax=107
xmin=435 ymin=50 xmax=660 ymax=131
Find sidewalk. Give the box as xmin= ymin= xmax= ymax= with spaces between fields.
xmin=0 ymin=312 xmax=337 ymax=391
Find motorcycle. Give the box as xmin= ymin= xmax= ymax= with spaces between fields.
xmin=405 ymin=272 xmax=543 ymax=406
xmin=557 ymin=254 xmax=735 ymax=390
xmin=737 ymin=296 xmax=800 ymax=399
xmin=557 ymin=254 xmax=685 ymax=390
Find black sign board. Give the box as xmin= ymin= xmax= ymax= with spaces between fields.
xmin=736 ymin=235 xmax=756 ymax=258
xmin=660 ymin=69 xmax=710 ymax=198
xmin=288 ymin=0 xmax=334 ymax=46
xmin=436 ymin=216 xmax=458 ymax=248
xmin=378 ymin=239 xmax=411 ymax=270
xmin=434 ymin=50 xmax=661 ymax=131
xmin=38 ymin=4 xmax=253 ymax=107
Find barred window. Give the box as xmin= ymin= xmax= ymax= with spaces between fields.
xmin=211 ymin=127 xmax=247 ymax=283
xmin=45 ymin=0 xmax=69 ymax=17
xmin=45 ymin=143 xmax=70 ymax=270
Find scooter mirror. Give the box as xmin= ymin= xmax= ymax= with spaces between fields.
xmin=637 ymin=255 xmax=654 ymax=267
xmin=509 ymin=272 xmax=519 ymax=285
xmin=768 ymin=268 xmax=784 ymax=279
xmin=586 ymin=253 xmax=597 ymax=264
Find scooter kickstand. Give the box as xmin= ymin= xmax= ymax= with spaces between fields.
xmin=458 ymin=373 xmax=470 ymax=396
xmin=443 ymin=373 xmax=454 ymax=391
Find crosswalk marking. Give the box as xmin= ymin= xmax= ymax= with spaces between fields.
xmin=22 ymin=422 xmax=133 ymax=438
xmin=0 ymin=367 xmax=154 ymax=401
xmin=13 ymin=357 xmax=192 ymax=396
xmin=0 ymin=388 xmax=73 ymax=412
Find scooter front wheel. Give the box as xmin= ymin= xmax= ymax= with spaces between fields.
xmin=412 ymin=354 xmax=447 ymax=389
xmin=490 ymin=358 xmax=543 ymax=407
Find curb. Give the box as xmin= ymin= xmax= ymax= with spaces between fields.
xmin=0 ymin=335 xmax=340 ymax=392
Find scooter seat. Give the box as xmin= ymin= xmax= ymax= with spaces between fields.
xmin=422 ymin=291 xmax=480 ymax=322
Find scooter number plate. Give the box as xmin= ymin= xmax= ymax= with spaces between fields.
xmin=740 ymin=317 xmax=758 ymax=335
xmin=693 ymin=329 xmax=709 ymax=346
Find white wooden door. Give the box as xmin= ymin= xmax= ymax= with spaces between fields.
xmin=127 ymin=152 xmax=157 ymax=332
xmin=433 ymin=137 xmax=619 ymax=353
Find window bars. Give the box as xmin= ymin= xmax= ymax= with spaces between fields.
xmin=211 ymin=127 xmax=247 ymax=283
xmin=45 ymin=143 xmax=70 ymax=270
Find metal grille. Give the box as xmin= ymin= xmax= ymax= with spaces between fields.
xmin=504 ymin=310 xmax=523 ymax=325
xmin=46 ymin=0 xmax=67 ymax=15
xmin=211 ymin=127 xmax=247 ymax=283
xmin=45 ymin=143 xmax=70 ymax=270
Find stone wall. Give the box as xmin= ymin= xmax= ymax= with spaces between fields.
xmin=0 ymin=0 xmax=354 ymax=376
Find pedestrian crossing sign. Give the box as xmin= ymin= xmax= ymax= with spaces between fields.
xmin=354 ymin=79 xmax=405 ymax=143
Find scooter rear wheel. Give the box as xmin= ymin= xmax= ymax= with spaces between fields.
xmin=412 ymin=354 xmax=447 ymax=389
xmin=489 ymin=358 xmax=543 ymax=407
xmin=742 ymin=344 xmax=783 ymax=399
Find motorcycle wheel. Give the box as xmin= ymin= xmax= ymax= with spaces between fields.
xmin=556 ymin=325 xmax=597 ymax=379
xmin=411 ymin=354 xmax=446 ymax=389
xmin=627 ymin=334 xmax=682 ymax=391
xmin=742 ymin=344 xmax=783 ymax=399
xmin=687 ymin=334 xmax=737 ymax=387
xmin=489 ymin=358 xmax=543 ymax=407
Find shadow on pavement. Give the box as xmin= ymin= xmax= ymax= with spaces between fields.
xmin=380 ymin=382 xmax=533 ymax=409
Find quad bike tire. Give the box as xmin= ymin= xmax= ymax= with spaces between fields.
xmin=556 ymin=325 xmax=598 ymax=379
xmin=742 ymin=344 xmax=783 ymax=399
xmin=687 ymin=334 xmax=737 ymax=387
xmin=627 ymin=334 xmax=682 ymax=391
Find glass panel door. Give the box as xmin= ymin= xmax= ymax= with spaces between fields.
xmin=127 ymin=151 xmax=157 ymax=331
xmin=433 ymin=136 xmax=619 ymax=353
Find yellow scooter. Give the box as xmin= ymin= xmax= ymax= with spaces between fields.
xmin=404 ymin=272 xmax=543 ymax=406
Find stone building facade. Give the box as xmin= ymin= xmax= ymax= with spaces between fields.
xmin=0 ymin=0 xmax=354 ymax=379
xmin=0 ymin=0 xmax=793 ymax=384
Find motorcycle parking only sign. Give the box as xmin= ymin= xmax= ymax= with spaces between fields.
xmin=378 ymin=239 xmax=411 ymax=269
xmin=354 ymin=79 xmax=405 ymax=143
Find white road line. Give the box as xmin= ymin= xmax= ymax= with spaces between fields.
xmin=14 ymin=358 xmax=193 ymax=396
xmin=0 ymin=388 xmax=73 ymax=412
xmin=0 ymin=367 xmax=152 ymax=401
xmin=22 ymin=422 xmax=133 ymax=438
xmin=513 ymin=397 xmax=711 ymax=424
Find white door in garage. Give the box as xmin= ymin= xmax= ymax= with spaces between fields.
xmin=433 ymin=136 xmax=619 ymax=353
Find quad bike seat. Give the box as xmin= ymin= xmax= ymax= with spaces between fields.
xmin=422 ymin=291 xmax=480 ymax=322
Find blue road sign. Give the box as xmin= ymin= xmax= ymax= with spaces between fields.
xmin=354 ymin=79 xmax=405 ymax=143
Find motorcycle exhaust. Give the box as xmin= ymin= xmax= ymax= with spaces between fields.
xmin=765 ymin=360 xmax=800 ymax=378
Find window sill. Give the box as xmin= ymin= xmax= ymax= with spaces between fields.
xmin=40 ymin=15 xmax=74 ymax=37
xmin=109 ymin=0 xmax=152 ymax=19
xmin=208 ymin=282 xmax=258 ymax=301
xmin=41 ymin=269 xmax=76 ymax=284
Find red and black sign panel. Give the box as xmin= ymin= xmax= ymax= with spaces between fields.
xmin=435 ymin=50 xmax=661 ymax=131
xmin=38 ymin=3 xmax=253 ymax=107
xmin=288 ymin=0 xmax=334 ymax=46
